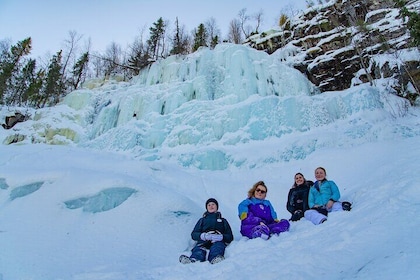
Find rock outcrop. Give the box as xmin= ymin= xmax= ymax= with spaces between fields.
xmin=246 ymin=0 xmax=420 ymax=104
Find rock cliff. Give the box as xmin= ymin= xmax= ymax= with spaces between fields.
xmin=246 ymin=0 xmax=420 ymax=104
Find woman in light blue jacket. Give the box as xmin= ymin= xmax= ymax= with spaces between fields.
xmin=304 ymin=167 xmax=352 ymax=225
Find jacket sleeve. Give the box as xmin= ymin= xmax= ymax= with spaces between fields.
xmin=241 ymin=211 xmax=263 ymax=225
xmin=267 ymin=200 xmax=278 ymax=221
xmin=308 ymin=187 xmax=315 ymax=208
xmin=222 ymin=219 xmax=234 ymax=244
xmin=329 ymin=180 xmax=341 ymax=201
xmin=303 ymin=186 xmax=311 ymax=212
xmin=238 ymin=199 xmax=250 ymax=220
xmin=286 ymin=188 xmax=295 ymax=214
xmin=191 ymin=218 xmax=204 ymax=241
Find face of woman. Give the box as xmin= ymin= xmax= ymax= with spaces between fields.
xmin=315 ymin=168 xmax=326 ymax=181
xmin=295 ymin=174 xmax=304 ymax=185
xmin=254 ymin=185 xmax=267 ymax=199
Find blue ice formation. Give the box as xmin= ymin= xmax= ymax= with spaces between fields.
xmin=64 ymin=187 xmax=136 ymax=213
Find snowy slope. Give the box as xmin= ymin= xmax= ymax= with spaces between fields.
xmin=0 ymin=43 xmax=419 ymax=280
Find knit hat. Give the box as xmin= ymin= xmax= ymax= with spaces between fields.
xmin=205 ymin=198 xmax=219 ymax=210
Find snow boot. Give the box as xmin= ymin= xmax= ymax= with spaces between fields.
xmin=251 ymin=224 xmax=270 ymax=239
xmin=210 ymin=255 xmax=225 ymax=264
xmin=179 ymin=255 xmax=196 ymax=264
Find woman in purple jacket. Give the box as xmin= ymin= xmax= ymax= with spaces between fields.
xmin=238 ymin=181 xmax=290 ymax=240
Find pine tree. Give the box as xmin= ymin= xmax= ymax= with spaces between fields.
xmin=192 ymin=23 xmax=208 ymax=52
xmin=128 ymin=44 xmax=150 ymax=75
xmin=147 ymin=17 xmax=166 ymax=60
xmin=11 ymin=58 xmax=37 ymax=105
xmin=40 ymin=50 xmax=63 ymax=107
xmin=394 ymin=0 xmax=420 ymax=46
xmin=0 ymin=37 xmax=32 ymax=104
xmin=210 ymin=35 xmax=219 ymax=49
xmin=26 ymin=69 xmax=44 ymax=107
xmin=170 ymin=17 xmax=190 ymax=55
xmin=70 ymin=52 xmax=89 ymax=90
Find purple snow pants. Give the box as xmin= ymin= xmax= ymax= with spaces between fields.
xmin=242 ymin=219 xmax=290 ymax=239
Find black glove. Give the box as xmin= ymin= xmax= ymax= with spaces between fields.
xmin=342 ymin=201 xmax=352 ymax=211
xmin=290 ymin=210 xmax=304 ymax=221
xmin=313 ymin=206 xmax=328 ymax=216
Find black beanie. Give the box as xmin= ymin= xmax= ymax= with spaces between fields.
xmin=205 ymin=198 xmax=219 ymax=210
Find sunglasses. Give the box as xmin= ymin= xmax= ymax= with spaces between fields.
xmin=255 ymin=188 xmax=266 ymax=194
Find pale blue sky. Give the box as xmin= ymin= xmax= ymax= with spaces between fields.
xmin=0 ymin=0 xmax=307 ymax=57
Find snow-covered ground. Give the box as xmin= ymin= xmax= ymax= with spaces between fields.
xmin=0 ymin=43 xmax=419 ymax=279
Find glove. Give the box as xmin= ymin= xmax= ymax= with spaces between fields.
xmin=342 ymin=201 xmax=352 ymax=211
xmin=200 ymin=232 xmax=211 ymax=241
xmin=209 ymin=234 xmax=223 ymax=243
xmin=312 ymin=206 xmax=328 ymax=216
xmin=290 ymin=210 xmax=304 ymax=221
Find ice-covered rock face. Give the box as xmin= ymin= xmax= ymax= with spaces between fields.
xmin=58 ymin=44 xmax=323 ymax=166
xmin=63 ymin=44 xmax=316 ymax=138
xmin=0 ymin=44 xmax=410 ymax=170
xmin=246 ymin=0 xmax=420 ymax=101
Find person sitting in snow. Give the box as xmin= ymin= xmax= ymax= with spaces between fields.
xmin=179 ymin=198 xmax=233 ymax=264
xmin=286 ymin=173 xmax=313 ymax=221
xmin=304 ymin=167 xmax=352 ymax=225
xmin=238 ymin=181 xmax=290 ymax=240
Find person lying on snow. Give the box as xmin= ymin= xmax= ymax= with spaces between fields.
xmin=238 ymin=181 xmax=290 ymax=240
xmin=179 ymin=198 xmax=233 ymax=264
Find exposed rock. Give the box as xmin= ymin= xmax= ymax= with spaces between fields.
xmin=2 ymin=134 xmax=26 ymax=145
xmin=246 ymin=0 xmax=420 ymax=104
xmin=1 ymin=112 xmax=30 ymax=129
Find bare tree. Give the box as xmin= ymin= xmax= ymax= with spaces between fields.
xmin=253 ymin=10 xmax=264 ymax=34
xmin=60 ymin=30 xmax=83 ymax=92
xmin=205 ymin=17 xmax=221 ymax=49
xmin=82 ymin=37 xmax=93 ymax=79
xmin=170 ymin=17 xmax=191 ymax=55
xmin=91 ymin=53 xmax=104 ymax=78
xmin=228 ymin=19 xmax=243 ymax=44
xmin=160 ymin=19 xmax=170 ymax=59
xmin=103 ymin=41 xmax=122 ymax=77
xmin=238 ymin=8 xmax=252 ymax=38
xmin=128 ymin=26 xmax=152 ymax=75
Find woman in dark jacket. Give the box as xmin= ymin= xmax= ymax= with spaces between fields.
xmin=286 ymin=173 xmax=313 ymax=221
xmin=179 ymin=198 xmax=233 ymax=264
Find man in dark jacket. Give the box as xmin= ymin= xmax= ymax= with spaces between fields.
xmin=179 ymin=198 xmax=233 ymax=264
xmin=286 ymin=173 xmax=314 ymax=221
